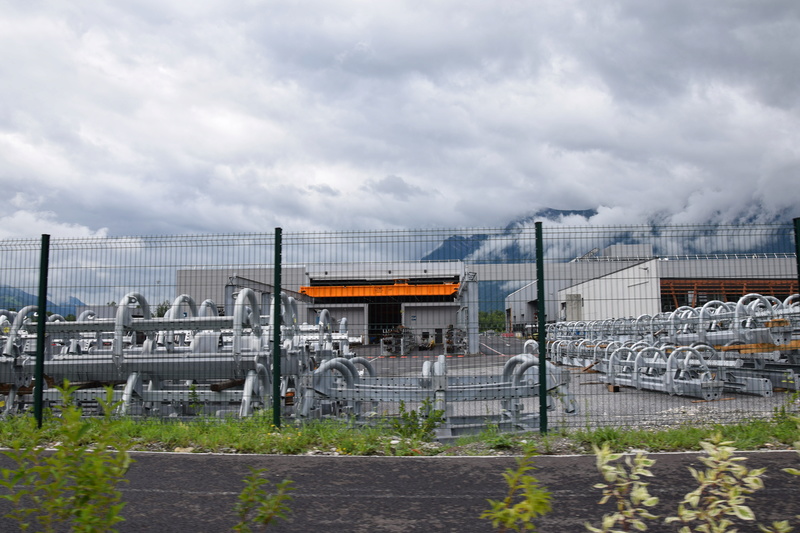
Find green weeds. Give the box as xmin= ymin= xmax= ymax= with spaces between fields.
xmin=571 ymin=415 xmax=800 ymax=454
xmin=480 ymin=423 xmax=518 ymax=450
xmin=1 ymin=407 xmax=798 ymax=458
xmin=0 ymin=383 xmax=133 ymax=533
xmin=480 ymin=455 xmax=552 ymax=531
xmin=389 ymin=399 xmax=445 ymax=441
xmin=233 ymin=468 xmax=294 ymax=532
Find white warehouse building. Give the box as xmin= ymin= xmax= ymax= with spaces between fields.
xmin=506 ymin=244 xmax=797 ymax=331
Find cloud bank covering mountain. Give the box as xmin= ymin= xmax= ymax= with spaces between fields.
xmin=1 ymin=2 xmax=799 ymax=239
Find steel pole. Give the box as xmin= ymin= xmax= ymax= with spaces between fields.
xmin=272 ymin=228 xmax=283 ymax=428
xmin=34 ymin=234 xmax=50 ymax=428
xmin=794 ymin=218 xmax=800 ymax=292
xmin=535 ymin=222 xmax=547 ymax=434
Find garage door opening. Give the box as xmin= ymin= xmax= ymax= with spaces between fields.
xmin=368 ymin=302 xmax=401 ymax=344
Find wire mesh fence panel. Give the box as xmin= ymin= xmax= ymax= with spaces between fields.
xmin=0 ymin=238 xmax=43 ymax=403
xmin=1 ymin=234 xmax=278 ymax=417
xmin=541 ymin=223 xmax=799 ymax=430
xmin=0 ymin=238 xmax=42 ymax=321
xmin=280 ymin=229 xmax=544 ymax=437
xmin=1 ymin=223 xmax=798 ymax=435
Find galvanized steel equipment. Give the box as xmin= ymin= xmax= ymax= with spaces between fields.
xmin=2 ymin=290 xmax=270 ymax=417
xmin=1 ymin=291 xmax=578 ymax=436
xmin=547 ymin=293 xmax=800 ymax=399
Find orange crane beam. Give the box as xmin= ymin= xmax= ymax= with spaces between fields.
xmin=300 ymin=282 xmax=460 ymax=298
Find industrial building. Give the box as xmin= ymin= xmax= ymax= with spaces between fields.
xmin=177 ymin=261 xmax=481 ymax=353
xmin=175 ymin=243 xmax=797 ymax=353
xmin=505 ymin=244 xmax=797 ymax=330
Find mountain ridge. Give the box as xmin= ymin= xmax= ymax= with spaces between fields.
xmin=0 ymin=285 xmax=86 ymax=318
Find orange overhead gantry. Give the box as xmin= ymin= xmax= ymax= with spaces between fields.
xmin=300 ymin=281 xmax=460 ymax=298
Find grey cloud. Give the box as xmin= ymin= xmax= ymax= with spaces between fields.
xmin=563 ymin=2 xmax=800 ymax=108
xmin=0 ymin=1 xmax=798 ymax=237
xmin=307 ymin=184 xmax=341 ymax=196
xmin=360 ymin=175 xmax=425 ymax=201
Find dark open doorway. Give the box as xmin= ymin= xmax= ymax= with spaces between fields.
xmin=368 ymin=302 xmax=402 ymax=344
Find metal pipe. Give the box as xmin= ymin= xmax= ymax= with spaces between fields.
xmin=2 ymin=305 xmax=38 ymax=357
xmin=349 ymin=356 xmax=376 ymax=378
xmin=199 ymin=299 xmax=218 ymax=317
xmin=314 ymin=359 xmax=355 ymax=390
xmin=77 ymin=310 xmax=96 ymax=321
xmin=233 ymin=287 xmax=261 ymax=354
xmin=114 ymin=293 xmax=151 ymax=363
xmin=502 ymin=354 xmax=536 ymax=384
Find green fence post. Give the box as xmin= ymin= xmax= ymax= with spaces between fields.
xmin=34 ymin=234 xmax=50 ymax=428
xmin=794 ymin=218 xmax=800 ymax=289
xmin=535 ymin=222 xmax=547 ymax=434
xmin=272 ymin=228 xmax=283 ymax=429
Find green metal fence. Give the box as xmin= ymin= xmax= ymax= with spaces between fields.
xmin=1 ymin=222 xmax=798 ymax=435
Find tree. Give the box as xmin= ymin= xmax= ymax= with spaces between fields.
xmin=480 ymin=310 xmax=506 ymax=332
xmin=156 ymin=300 xmax=171 ymax=318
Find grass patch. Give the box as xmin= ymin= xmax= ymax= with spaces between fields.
xmin=568 ymin=416 xmax=800 ymax=454
xmin=1 ymin=409 xmax=798 ymax=457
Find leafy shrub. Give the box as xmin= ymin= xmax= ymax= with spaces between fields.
xmin=233 ymin=468 xmax=294 ymax=532
xmin=665 ymin=434 xmax=773 ymax=532
xmin=390 ymin=399 xmax=444 ymax=441
xmin=583 ymin=434 xmax=795 ymax=533
xmin=0 ymin=383 xmax=133 ymax=532
xmin=585 ymin=443 xmax=659 ymax=533
xmin=481 ymin=455 xmax=552 ymax=532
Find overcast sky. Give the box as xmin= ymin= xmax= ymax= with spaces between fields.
xmin=1 ymin=1 xmax=798 ymax=239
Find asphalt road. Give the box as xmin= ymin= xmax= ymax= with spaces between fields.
xmin=2 ymin=450 xmax=798 ymax=532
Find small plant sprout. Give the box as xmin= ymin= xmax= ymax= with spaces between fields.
xmin=585 ymin=443 xmax=659 ymax=533
xmin=481 ymin=455 xmax=552 ymax=532
xmin=233 ymin=467 xmax=294 ymax=532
